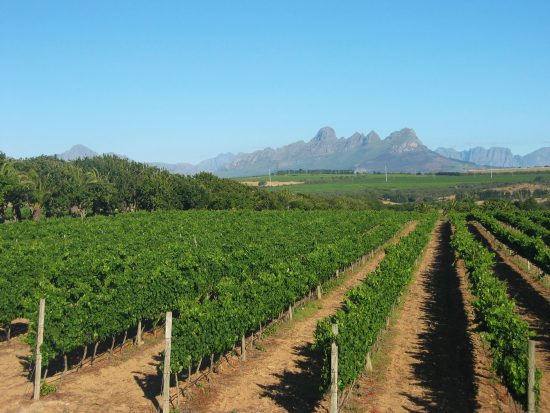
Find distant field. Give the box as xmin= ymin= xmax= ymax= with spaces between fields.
xmin=467 ymin=166 xmax=550 ymax=174
xmin=236 ymin=171 xmax=550 ymax=196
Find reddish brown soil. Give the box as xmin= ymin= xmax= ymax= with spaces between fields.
xmin=347 ymin=221 xmax=479 ymax=412
xmin=470 ymin=222 xmax=550 ymax=412
xmin=182 ymin=222 xmax=419 ymax=413
xmin=1 ymin=333 xmax=165 ymax=413
xmin=0 ymin=335 xmax=34 ymax=410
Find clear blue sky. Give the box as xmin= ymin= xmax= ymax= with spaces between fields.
xmin=1 ymin=1 xmax=549 ymax=163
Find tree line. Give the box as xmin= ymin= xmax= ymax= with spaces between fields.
xmin=0 ymin=152 xmax=382 ymax=222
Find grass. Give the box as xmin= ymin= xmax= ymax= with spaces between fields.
xmin=236 ymin=171 xmax=549 ymax=195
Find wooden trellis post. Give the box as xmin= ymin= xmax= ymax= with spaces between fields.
xmin=330 ymin=323 xmax=339 ymax=413
xmin=162 ymin=312 xmax=172 ymax=413
xmin=528 ymin=340 xmax=535 ymax=413
xmin=241 ymin=334 xmax=246 ymax=361
xmin=33 ymin=298 xmax=45 ymax=401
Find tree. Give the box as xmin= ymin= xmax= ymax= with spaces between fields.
xmin=0 ymin=160 xmax=31 ymax=221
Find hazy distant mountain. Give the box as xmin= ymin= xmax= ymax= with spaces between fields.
xmin=148 ymin=162 xmax=197 ymax=175
xmin=435 ymin=146 xmax=550 ymax=168
xmin=215 ymin=127 xmax=475 ymax=177
xmin=58 ymin=144 xmax=98 ymax=161
xmin=518 ymin=147 xmax=550 ymax=167
xmin=51 ymin=128 xmax=549 ymax=177
xmin=150 ymin=153 xmax=238 ymax=175
xmin=196 ymin=152 xmax=238 ymax=172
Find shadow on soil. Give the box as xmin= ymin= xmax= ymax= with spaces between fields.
xmin=133 ymin=354 xmax=163 ymax=412
xmin=469 ymin=223 xmax=550 ymax=356
xmin=1 ymin=321 xmax=28 ymax=342
xmin=400 ymin=222 xmax=478 ymax=412
xmin=257 ymin=344 xmax=324 ymax=412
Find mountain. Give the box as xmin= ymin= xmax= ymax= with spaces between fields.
xmin=435 ymin=146 xmax=550 ymax=168
xmin=148 ymin=162 xmax=197 ymax=175
xmin=518 ymin=147 xmax=550 ymax=167
xmin=58 ymin=144 xmax=98 ymax=161
xmin=196 ymin=152 xmax=238 ymax=172
xmin=150 ymin=153 xmax=238 ymax=175
xmin=51 ymin=128 xmax=549 ymax=177
xmin=215 ymin=127 xmax=475 ymax=177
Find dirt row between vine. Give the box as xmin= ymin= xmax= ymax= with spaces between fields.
xmin=0 ymin=221 xmax=417 ymax=413
xmin=470 ymin=222 xmax=550 ymax=412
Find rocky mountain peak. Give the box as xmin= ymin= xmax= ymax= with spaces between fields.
xmin=385 ymin=128 xmax=424 ymax=153
xmin=387 ymin=128 xmax=417 ymax=140
xmin=346 ymin=131 xmax=380 ymax=149
xmin=366 ymin=130 xmax=381 ymax=143
xmin=311 ymin=127 xmax=337 ymax=143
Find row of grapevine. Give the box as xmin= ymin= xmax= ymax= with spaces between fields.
xmin=469 ymin=211 xmax=550 ymax=274
xmin=527 ymin=211 xmax=550 ymax=231
xmin=312 ymin=213 xmax=437 ymax=391
xmin=449 ymin=213 xmax=539 ymax=404
xmin=168 ymin=214 xmax=413 ymax=373
xmin=492 ymin=210 xmax=550 ymax=245
xmin=0 ymin=210 xmax=414 ymax=370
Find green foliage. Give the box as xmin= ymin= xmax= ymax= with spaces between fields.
xmin=0 ymin=210 xmax=413 ymax=370
xmin=243 ymin=171 xmax=550 ymax=203
xmin=449 ymin=213 xmax=539 ymax=405
xmin=169 ymin=211 xmax=416 ymax=372
xmin=40 ymin=381 xmax=57 ymax=396
xmin=0 ymin=155 xmax=384 ymax=221
xmin=469 ymin=211 xmax=550 ymax=273
xmin=493 ymin=210 xmax=550 ymax=245
xmin=527 ymin=211 xmax=550 ymax=231
xmin=313 ymin=213 xmax=437 ymax=391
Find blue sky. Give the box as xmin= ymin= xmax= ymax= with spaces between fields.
xmin=1 ymin=1 xmax=549 ymax=163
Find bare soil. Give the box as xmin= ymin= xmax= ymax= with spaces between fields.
xmin=470 ymin=222 xmax=550 ymax=412
xmin=0 ymin=335 xmax=34 ymax=410
xmin=1 ymin=332 xmax=165 ymax=413
xmin=182 ymin=222 xmax=419 ymax=413
xmin=346 ymin=221 xmax=478 ymax=412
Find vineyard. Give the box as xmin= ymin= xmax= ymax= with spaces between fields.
xmin=450 ymin=213 xmax=539 ymax=401
xmin=0 ymin=210 xmax=412 ymax=371
xmin=314 ymin=214 xmax=437 ymax=391
xmin=470 ymin=211 xmax=550 ymax=274
xmin=0 ymin=207 xmax=548 ymax=412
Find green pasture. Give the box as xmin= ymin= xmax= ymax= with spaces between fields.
xmin=237 ymin=171 xmax=549 ymax=195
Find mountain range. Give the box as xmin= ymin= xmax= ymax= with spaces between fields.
xmin=435 ymin=146 xmax=550 ymax=168
xmin=213 ymin=128 xmax=477 ymax=177
xmin=48 ymin=127 xmax=550 ymax=176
